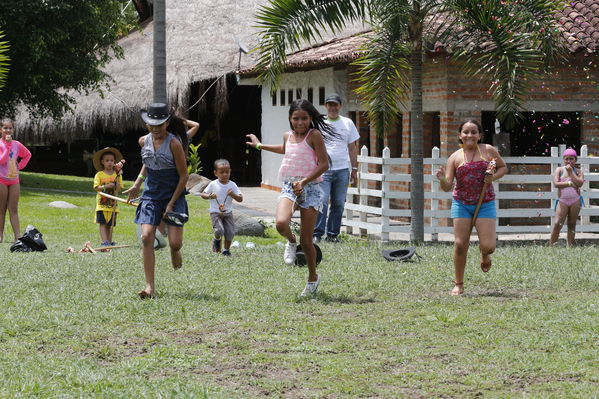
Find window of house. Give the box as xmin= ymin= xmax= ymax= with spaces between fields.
xmin=307 ymin=87 xmax=313 ymax=103
xmin=296 ymin=88 xmax=302 ymax=99
xmin=288 ymin=89 xmax=293 ymax=103
xmin=280 ymin=89 xmax=285 ymax=106
xmin=319 ymin=87 xmax=325 ymax=105
xmin=271 ymin=93 xmax=276 ymax=106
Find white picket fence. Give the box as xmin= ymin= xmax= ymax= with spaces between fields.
xmin=344 ymin=145 xmax=599 ymax=241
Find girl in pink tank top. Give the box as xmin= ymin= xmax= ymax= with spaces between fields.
xmin=434 ymin=119 xmax=507 ymax=296
xmin=549 ymin=148 xmax=584 ymax=247
xmin=246 ymin=99 xmax=340 ymax=297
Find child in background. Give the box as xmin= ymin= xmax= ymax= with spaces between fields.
xmin=92 ymin=147 xmax=124 ymax=246
xmin=0 ymin=118 xmax=32 ymax=243
xmin=549 ymin=148 xmax=584 ymax=247
xmin=435 ymin=119 xmax=507 ymax=296
xmin=246 ymin=99 xmax=337 ymax=297
xmin=200 ymin=159 xmax=243 ymax=255
xmin=125 ymin=103 xmax=189 ymax=299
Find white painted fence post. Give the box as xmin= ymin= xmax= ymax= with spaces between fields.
xmin=359 ymin=146 xmax=369 ymax=238
xmin=551 ymin=146 xmax=559 ymax=228
xmin=431 ymin=147 xmax=440 ymax=242
xmin=381 ymin=147 xmax=391 ymax=243
xmin=580 ymin=145 xmax=590 ymax=225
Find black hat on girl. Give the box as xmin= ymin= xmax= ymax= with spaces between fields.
xmin=140 ymin=103 xmax=171 ymax=126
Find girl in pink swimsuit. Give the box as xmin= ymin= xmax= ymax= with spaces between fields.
xmin=549 ymin=148 xmax=584 ymax=247
xmin=0 ymin=118 xmax=32 ymax=243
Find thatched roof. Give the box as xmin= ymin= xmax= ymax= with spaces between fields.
xmin=15 ymin=0 xmax=271 ymax=143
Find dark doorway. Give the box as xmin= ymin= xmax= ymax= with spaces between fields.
xmin=482 ymin=111 xmax=581 ymax=156
xmin=220 ymin=84 xmax=262 ymax=185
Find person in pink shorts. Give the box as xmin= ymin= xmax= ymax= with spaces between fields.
xmin=549 ymin=148 xmax=584 ymax=247
xmin=0 ymin=118 xmax=32 ymax=243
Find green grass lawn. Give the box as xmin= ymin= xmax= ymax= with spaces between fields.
xmin=0 ymin=172 xmax=596 ymax=397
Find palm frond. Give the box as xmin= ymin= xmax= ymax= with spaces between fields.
xmin=353 ymin=20 xmax=411 ymax=137
xmin=445 ymin=0 xmax=566 ymax=126
xmin=254 ymin=0 xmax=369 ymax=92
xmin=0 ymin=32 xmax=9 ymax=91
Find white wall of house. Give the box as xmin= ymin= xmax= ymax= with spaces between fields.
xmin=241 ymin=67 xmax=351 ymax=188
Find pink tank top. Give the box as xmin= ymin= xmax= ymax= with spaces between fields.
xmin=452 ymin=147 xmax=495 ymax=205
xmin=278 ymin=129 xmax=323 ymax=182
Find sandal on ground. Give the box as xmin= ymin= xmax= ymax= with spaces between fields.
xmin=138 ymin=289 xmax=156 ymax=299
xmin=451 ymin=281 xmax=464 ymax=296
xmin=480 ymin=259 xmax=492 ymax=273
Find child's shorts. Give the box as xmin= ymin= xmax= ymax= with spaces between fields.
xmin=451 ymin=198 xmax=496 ymax=219
xmin=280 ymin=180 xmax=323 ymax=211
xmin=0 ymin=177 xmax=19 ymax=186
xmin=96 ymin=210 xmax=117 ymax=226
xmin=210 ymin=212 xmax=235 ymax=241
xmin=135 ymin=196 xmax=188 ymax=227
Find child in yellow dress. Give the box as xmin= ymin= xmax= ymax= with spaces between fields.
xmin=93 ymin=147 xmax=125 ymax=246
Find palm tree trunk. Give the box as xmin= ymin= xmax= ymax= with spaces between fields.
xmin=409 ymin=33 xmax=424 ymax=243
xmin=153 ymin=0 xmax=167 ymax=103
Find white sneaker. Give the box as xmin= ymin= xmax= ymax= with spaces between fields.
xmin=284 ymin=241 xmax=297 ymax=265
xmin=300 ymin=275 xmax=320 ymax=297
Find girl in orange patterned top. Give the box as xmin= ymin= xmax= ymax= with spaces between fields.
xmin=435 ymin=120 xmax=507 ymax=295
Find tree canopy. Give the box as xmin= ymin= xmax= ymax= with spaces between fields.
xmin=0 ymin=0 xmax=136 ymax=119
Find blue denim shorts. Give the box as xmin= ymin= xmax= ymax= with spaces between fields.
xmin=280 ymin=180 xmax=323 ymax=211
xmin=451 ymin=198 xmax=496 ymax=219
xmin=134 ymin=196 xmax=188 ymax=226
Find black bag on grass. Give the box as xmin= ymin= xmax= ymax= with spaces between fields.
xmin=10 ymin=225 xmax=47 ymax=252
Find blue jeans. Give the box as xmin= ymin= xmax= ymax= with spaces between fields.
xmin=314 ymin=168 xmax=350 ymax=238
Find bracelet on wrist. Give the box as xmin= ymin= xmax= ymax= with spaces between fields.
xmin=138 ymin=174 xmax=146 ymax=181
xmin=352 ymin=167 xmax=358 ymax=170
xmin=255 ymin=143 xmax=262 ymax=150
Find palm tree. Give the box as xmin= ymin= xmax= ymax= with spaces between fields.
xmin=254 ymin=0 xmax=565 ymax=243
xmin=0 ymin=32 xmax=9 ymax=91
xmin=153 ymin=0 xmax=167 ymax=103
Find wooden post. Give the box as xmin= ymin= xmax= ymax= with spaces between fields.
xmin=551 ymin=146 xmax=559 ymax=229
xmin=580 ymin=145 xmax=590 ymax=225
xmin=381 ymin=147 xmax=390 ymax=243
xmin=431 ymin=146 xmax=440 ymax=242
xmin=359 ymin=146 xmax=369 ymax=238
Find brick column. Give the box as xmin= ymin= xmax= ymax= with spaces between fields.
xmin=582 ymin=111 xmax=599 ymax=156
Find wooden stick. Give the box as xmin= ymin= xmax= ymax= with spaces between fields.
xmin=92 ymin=244 xmax=132 ymax=251
xmin=471 ymin=158 xmax=497 ymax=229
xmin=98 ymin=191 xmax=138 ymax=207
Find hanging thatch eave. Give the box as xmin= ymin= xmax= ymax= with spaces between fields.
xmin=14 ymin=0 xmax=270 ymax=144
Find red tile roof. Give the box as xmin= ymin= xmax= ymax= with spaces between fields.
xmin=248 ymin=2 xmax=598 ymax=73
xmin=558 ymin=0 xmax=599 ymax=52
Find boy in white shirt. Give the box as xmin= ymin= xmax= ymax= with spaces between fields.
xmin=201 ymin=159 xmax=243 ymax=255
xmin=314 ymin=93 xmax=360 ymax=242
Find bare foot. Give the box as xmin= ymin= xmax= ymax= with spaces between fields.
xmin=480 ymin=256 xmax=492 ymax=273
xmin=138 ymin=289 xmax=156 ymax=299
xmin=451 ymin=282 xmax=464 ymax=296
xmin=171 ymin=249 xmax=182 ymax=270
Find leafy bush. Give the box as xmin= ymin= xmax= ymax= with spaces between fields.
xmin=187 ymin=143 xmax=202 ymax=175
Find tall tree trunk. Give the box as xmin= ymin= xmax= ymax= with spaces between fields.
xmin=153 ymin=0 xmax=167 ymax=103
xmin=409 ymin=25 xmax=424 ymax=243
